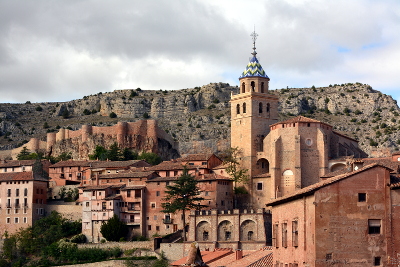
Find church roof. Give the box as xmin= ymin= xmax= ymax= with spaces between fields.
xmin=278 ymin=115 xmax=324 ymax=124
xmin=239 ymin=56 xmax=269 ymax=79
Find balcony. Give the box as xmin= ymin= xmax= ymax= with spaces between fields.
xmin=122 ymin=219 xmax=141 ymax=225
xmin=14 ymin=204 xmax=20 ymax=209
xmin=162 ymin=218 xmax=173 ymax=224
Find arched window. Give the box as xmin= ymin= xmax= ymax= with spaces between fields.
xmin=243 ymin=103 xmax=246 ymax=113
xmin=266 ymin=103 xmax=270 ymax=113
xmin=236 ymin=104 xmax=240 ymax=114
xmin=251 ymin=81 xmax=255 ymax=92
xmin=261 ymin=82 xmax=264 ymax=93
xmin=259 ymin=102 xmax=263 ymax=113
xmin=242 ymin=82 xmax=245 ymax=93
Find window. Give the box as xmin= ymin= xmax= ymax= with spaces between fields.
xmin=40 ymin=208 xmax=44 ymax=215
xmin=156 ymin=191 xmax=160 ymax=197
xmin=221 ymin=200 xmax=225 ymax=206
xmin=92 ymin=191 xmax=95 ymax=196
xmin=326 ymin=253 xmax=332 ymax=260
xmin=358 ymin=193 xmax=366 ymax=202
xmin=257 ymin=182 xmax=263 ymax=190
xmin=266 ymin=103 xmax=270 ymax=113
xmin=292 ymin=221 xmax=299 ymax=247
xmin=203 ymin=231 xmax=209 ymax=241
xmin=24 ymin=188 xmax=28 ymax=196
xmin=251 ymin=81 xmax=255 ymax=91
xmin=241 ymin=82 xmax=245 ymax=93
xmin=368 ymin=219 xmax=381 ymax=234
xmin=225 ymin=231 xmax=231 ymax=241
xmin=148 ymin=225 xmax=152 ymax=230
xmin=166 ymin=171 xmax=170 ymax=177
xmin=166 ymin=182 xmax=170 ymax=186
xmin=236 ymin=104 xmax=240 ymax=114
xmin=282 ymin=223 xmax=288 ymax=248
xmin=205 ymin=191 xmax=209 ymax=196
xmin=261 ymin=82 xmax=264 ymax=93
xmin=23 ymin=217 xmax=27 ymax=223
xmin=151 ymin=202 xmax=156 ymax=209
xmin=102 ymin=202 xmax=106 ymax=210
xmin=248 ymin=231 xmax=254 ymax=241
xmin=6 ymin=218 xmax=10 ymax=224
xmin=16 ymin=189 xmax=19 ymax=197
xmin=374 ymin=257 xmax=381 ymax=266
xmin=243 ymin=103 xmax=246 ymax=113
xmin=7 ymin=189 xmax=11 ymax=197
xmin=156 ymin=226 xmax=160 ymax=231
xmin=259 ymin=103 xmax=263 ymax=113
xmin=86 ymin=202 xmax=89 ymax=207
xmin=174 ymin=171 xmax=178 ymax=176
xmin=15 ymin=217 xmax=19 ymax=223
xmin=273 ymin=224 xmax=279 ymax=248
xmin=127 ymin=190 xmax=131 ymax=197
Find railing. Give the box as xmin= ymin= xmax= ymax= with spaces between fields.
xmin=162 ymin=218 xmax=173 ymax=224
xmin=15 ymin=204 xmax=20 ymax=209
xmin=120 ymin=207 xmax=141 ymax=212
xmin=6 ymin=204 xmax=12 ymax=208
xmin=122 ymin=219 xmax=141 ymax=224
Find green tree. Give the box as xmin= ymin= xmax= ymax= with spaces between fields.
xmin=55 ymin=152 xmax=72 ymax=162
xmin=109 ymin=112 xmax=117 ymax=118
xmin=89 ymin=145 xmax=108 ymax=160
xmin=100 ymin=215 xmax=128 ymax=241
xmin=108 ymin=142 xmax=123 ymax=161
xmin=138 ymin=152 xmax=162 ymax=165
xmin=62 ymin=109 xmax=70 ymax=119
xmin=221 ymin=147 xmax=250 ymax=208
xmin=16 ymin=146 xmax=31 ymax=160
xmin=123 ymin=148 xmax=138 ymax=160
xmin=161 ymin=167 xmax=207 ymax=241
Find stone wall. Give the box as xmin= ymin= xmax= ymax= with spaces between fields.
xmin=77 ymin=241 xmax=154 ymax=251
xmin=46 ymin=200 xmax=82 ymax=221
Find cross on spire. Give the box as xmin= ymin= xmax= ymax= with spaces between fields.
xmin=250 ymin=27 xmax=258 ymax=57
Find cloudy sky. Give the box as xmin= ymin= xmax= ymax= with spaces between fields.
xmin=1 ymin=0 xmax=399 ymax=104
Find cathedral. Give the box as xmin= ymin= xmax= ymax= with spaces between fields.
xmin=230 ymin=31 xmax=367 ymax=209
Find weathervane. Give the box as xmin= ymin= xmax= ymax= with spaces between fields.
xmin=250 ymin=26 xmax=258 ymax=57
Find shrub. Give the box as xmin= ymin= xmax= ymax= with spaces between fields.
xmin=143 ymin=112 xmax=150 ymax=119
xmin=324 ymin=97 xmax=329 ymax=104
xmin=70 ymin=233 xmax=86 ymax=244
xmin=213 ymin=99 xmax=220 ymax=104
xmin=109 ymin=112 xmax=117 ymax=118
xmin=83 ymin=109 xmax=91 ymax=115
xmin=354 ymin=110 xmax=362 ymax=115
xmin=370 ymin=140 xmax=378 ymax=147
xmin=36 ymin=106 xmax=43 ymax=111
xmin=207 ymin=104 xmax=216 ymax=109
xmin=177 ymin=123 xmax=182 ymax=126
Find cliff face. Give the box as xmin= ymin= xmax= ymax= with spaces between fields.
xmin=0 ymin=82 xmax=399 ymax=159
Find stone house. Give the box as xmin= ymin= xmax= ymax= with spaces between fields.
xmin=266 ymin=163 xmax=400 ymax=266
xmin=0 ymin=159 xmax=51 ymax=174
xmin=0 ymin=171 xmax=48 ymax=236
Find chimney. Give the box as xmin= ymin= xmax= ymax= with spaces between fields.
xmin=235 ymin=249 xmax=243 ymax=260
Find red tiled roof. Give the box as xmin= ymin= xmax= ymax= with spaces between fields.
xmin=267 ymin=163 xmax=391 ymax=206
xmin=179 ymin=153 xmax=218 ymax=162
xmin=121 ymin=185 xmax=146 ymax=190
xmin=0 ymin=171 xmax=35 ymax=181
xmin=147 ymin=161 xmax=208 ymax=171
xmin=50 ymin=160 xmax=95 ymax=168
xmin=208 ymin=249 xmax=273 ymax=267
xmin=253 ymin=172 xmax=271 ymax=178
xmin=0 ymin=159 xmax=46 ymax=168
xmin=99 ymin=171 xmax=156 ymax=179
xmin=271 ymin=115 xmax=327 ymax=127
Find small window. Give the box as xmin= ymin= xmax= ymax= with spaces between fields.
xmin=6 ymin=218 xmax=10 ymax=224
xmin=166 ymin=182 xmax=170 ymax=186
xmin=358 ymin=193 xmax=366 ymax=202
xmin=203 ymin=231 xmax=209 ymax=241
xmin=326 ymin=253 xmax=332 ymax=260
xmin=243 ymin=103 xmax=246 ymax=113
xmin=374 ymin=257 xmax=381 ymax=266
xmin=15 ymin=217 xmax=19 ymax=223
xmin=368 ymin=219 xmax=381 ymax=234
xmin=225 ymin=231 xmax=231 ymax=241
xmin=205 ymin=191 xmax=209 ymax=196
xmin=156 ymin=226 xmax=160 ymax=231
xmin=247 ymin=231 xmax=254 ymax=241
xmin=156 ymin=191 xmax=160 ymax=197
xmin=148 ymin=225 xmax=151 ymax=230
xmin=257 ymin=182 xmax=263 ymax=190
xmin=86 ymin=202 xmax=89 ymax=207
xmin=282 ymin=223 xmax=288 ymax=248
xmin=292 ymin=221 xmax=299 ymax=247
xmin=221 ymin=200 xmax=225 ymax=206
xmin=259 ymin=102 xmax=263 ymax=113
xmin=151 ymin=203 xmax=156 ymax=209
xmin=23 ymin=217 xmax=27 ymax=223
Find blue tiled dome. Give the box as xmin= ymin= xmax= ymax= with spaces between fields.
xmin=239 ymin=56 xmax=269 ymax=79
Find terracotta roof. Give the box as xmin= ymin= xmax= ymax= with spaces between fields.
xmin=50 ymin=160 xmax=95 ymax=168
xmin=253 ymin=172 xmax=271 ymax=178
xmin=267 ymin=163 xmax=391 ymax=206
xmin=179 ymin=153 xmax=218 ymax=162
xmin=104 ymin=194 xmax=122 ymax=200
xmin=321 ymin=168 xmax=350 ymax=178
xmin=91 ymin=160 xmax=146 ymax=168
xmin=146 ymin=176 xmax=179 ymax=182
xmin=361 ymin=158 xmax=400 ymax=173
xmin=99 ymin=171 xmax=156 ymax=179
xmin=171 ymin=249 xmax=233 ymax=266
xmin=147 ymin=161 xmax=208 ymax=171
xmin=271 ymin=116 xmax=327 ymax=127
xmin=0 ymin=159 xmax=45 ymax=168
xmin=0 ymin=171 xmax=35 ymax=181
xmin=121 ymin=185 xmax=146 ymax=190
xmin=332 ymin=130 xmax=359 ymax=143
xmin=208 ymin=249 xmax=273 ymax=267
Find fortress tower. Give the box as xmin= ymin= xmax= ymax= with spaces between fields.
xmin=230 ymin=31 xmax=279 ymax=178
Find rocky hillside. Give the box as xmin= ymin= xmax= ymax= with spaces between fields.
xmin=0 ymin=82 xmax=399 ymax=157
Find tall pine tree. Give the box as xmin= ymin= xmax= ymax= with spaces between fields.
xmin=161 ymin=166 xmax=207 ymax=241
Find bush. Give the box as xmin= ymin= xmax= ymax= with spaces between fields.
xmin=70 ymin=233 xmax=87 ymax=243
xmin=143 ymin=112 xmax=150 ymax=119
xmin=83 ymin=109 xmax=91 ymax=115
xmin=109 ymin=112 xmax=117 ymax=118
xmin=177 ymin=123 xmax=182 ymax=126
xmin=36 ymin=106 xmax=43 ymax=111
xmin=207 ymin=104 xmax=216 ymax=109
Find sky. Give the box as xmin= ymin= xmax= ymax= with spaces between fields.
xmin=1 ymin=0 xmax=399 ymax=104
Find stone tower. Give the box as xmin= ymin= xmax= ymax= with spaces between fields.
xmin=230 ymin=31 xmax=279 ymax=179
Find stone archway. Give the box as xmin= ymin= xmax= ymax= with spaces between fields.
xmin=196 ymin=221 xmax=211 ymax=241
xmin=240 ymin=220 xmax=256 ymax=241
xmin=257 ymin=158 xmax=269 ymax=173
xmin=218 ymin=220 xmax=234 ymax=241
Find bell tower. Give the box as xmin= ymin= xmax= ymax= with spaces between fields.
xmin=230 ymin=30 xmax=279 ymax=177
